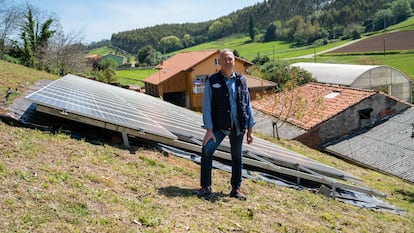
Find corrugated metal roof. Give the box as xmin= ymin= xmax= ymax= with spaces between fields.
xmin=325 ymin=107 xmax=414 ymax=183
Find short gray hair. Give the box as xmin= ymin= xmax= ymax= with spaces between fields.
xmin=220 ymin=48 xmax=233 ymax=56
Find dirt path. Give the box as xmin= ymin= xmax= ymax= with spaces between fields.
xmin=292 ymin=30 xmax=413 ymax=59
xmin=327 ymin=31 xmax=414 ymax=53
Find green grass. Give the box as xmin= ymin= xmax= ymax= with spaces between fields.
xmin=345 ymin=53 xmax=412 ymax=77
xmin=88 ymin=46 xmax=135 ymax=63
xmin=289 ymin=52 xmax=414 ymax=80
xmin=386 ymin=16 xmax=414 ymax=32
xmin=87 ymin=46 xmax=116 ymax=56
xmin=178 ymin=34 xmax=351 ymax=61
xmin=115 ymin=68 xmax=157 ymax=87
xmin=0 ymin=121 xmax=413 ymax=232
xmin=0 ymin=60 xmax=59 ymax=104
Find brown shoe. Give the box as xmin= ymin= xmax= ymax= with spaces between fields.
xmin=192 ymin=186 xmax=212 ymax=198
xmin=230 ymin=189 xmax=246 ymax=200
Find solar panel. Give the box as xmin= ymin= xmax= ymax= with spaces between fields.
xmin=26 ymin=74 xmax=359 ymax=183
xmin=26 ymin=74 xmax=177 ymax=141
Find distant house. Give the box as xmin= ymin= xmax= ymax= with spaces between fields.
xmin=102 ymin=54 xmax=124 ymax=66
xmin=291 ymin=62 xmax=412 ymax=103
xmin=144 ymin=50 xmax=277 ymax=111
xmin=252 ymin=83 xmax=412 ymax=149
xmin=86 ymin=54 xmax=102 ymax=70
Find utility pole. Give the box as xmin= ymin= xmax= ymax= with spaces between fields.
xmin=383 ymin=15 xmax=386 ymax=58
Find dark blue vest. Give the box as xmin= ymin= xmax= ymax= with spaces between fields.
xmin=207 ymin=72 xmax=250 ymax=131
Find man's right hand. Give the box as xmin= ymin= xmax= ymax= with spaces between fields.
xmin=202 ymin=128 xmax=216 ymax=146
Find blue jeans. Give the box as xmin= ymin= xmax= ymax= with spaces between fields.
xmin=201 ymin=127 xmax=245 ymax=190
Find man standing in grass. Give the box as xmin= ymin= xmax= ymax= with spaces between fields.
xmin=193 ymin=49 xmax=255 ymax=200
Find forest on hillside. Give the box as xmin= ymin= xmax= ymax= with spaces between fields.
xmin=111 ymin=0 xmax=414 ymax=56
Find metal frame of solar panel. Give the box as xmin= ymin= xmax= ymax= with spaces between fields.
xmin=26 ymin=74 xmax=385 ymax=198
xmin=26 ymin=74 xmax=177 ymax=146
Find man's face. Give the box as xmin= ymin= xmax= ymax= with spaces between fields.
xmin=220 ymin=51 xmax=235 ymax=72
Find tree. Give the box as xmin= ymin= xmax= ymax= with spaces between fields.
xmin=252 ymin=54 xmax=270 ymax=65
xmin=207 ymin=18 xmax=232 ymax=40
xmin=95 ymin=58 xmax=118 ymax=84
xmin=233 ymin=49 xmax=240 ymax=58
xmin=261 ymin=61 xmax=315 ymax=90
xmin=40 ymin=30 xmax=87 ymax=75
xmin=269 ymin=79 xmax=323 ymax=140
xmin=18 ymin=5 xmax=56 ymax=68
xmin=136 ymin=45 xmax=161 ymax=66
xmin=263 ymin=22 xmax=277 ymax=42
xmin=208 ymin=20 xmax=225 ymax=40
xmin=0 ymin=1 xmax=20 ymax=59
xmin=391 ymin=0 xmax=412 ymax=23
xmin=372 ymin=9 xmax=393 ymax=31
xmin=259 ymin=64 xmax=319 ymax=139
xmin=159 ymin=35 xmax=182 ymax=53
xmin=248 ymin=15 xmax=256 ymax=41
xmin=182 ymin=33 xmax=194 ymax=48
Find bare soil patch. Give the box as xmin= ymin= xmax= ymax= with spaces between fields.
xmin=328 ymin=31 xmax=414 ymax=53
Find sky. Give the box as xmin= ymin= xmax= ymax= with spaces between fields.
xmin=14 ymin=0 xmax=262 ymax=43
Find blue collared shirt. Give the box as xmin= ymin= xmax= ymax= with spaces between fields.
xmin=202 ymin=72 xmax=255 ymax=135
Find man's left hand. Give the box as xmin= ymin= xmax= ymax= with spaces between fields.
xmin=246 ymin=128 xmax=254 ymax=144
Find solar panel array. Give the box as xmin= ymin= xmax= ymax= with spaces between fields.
xmin=26 ymin=74 xmax=364 ymax=186
xmin=26 ymin=74 xmax=177 ymax=140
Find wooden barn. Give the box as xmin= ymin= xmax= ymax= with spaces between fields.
xmin=144 ymin=50 xmax=276 ymax=112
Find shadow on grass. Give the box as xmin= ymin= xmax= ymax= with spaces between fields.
xmin=158 ymin=186 xmax=227 ymax=203
xmin=395 ymin=189 xmax=414 ymax=203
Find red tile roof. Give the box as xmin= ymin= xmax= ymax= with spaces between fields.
xmin=145 ymin=50 xmax=219 ymax=85
xmin=245 ymin=74 xmax=277 ymax=89
xmin=252 ymin=83 xmax=376 ymax=130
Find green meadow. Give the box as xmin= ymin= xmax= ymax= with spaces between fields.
xmin=117 ymin=37 xmax=414 ymax=87
xmin=115 ymin=68 xmax=157 ymax=87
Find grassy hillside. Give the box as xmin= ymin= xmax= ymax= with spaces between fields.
xmin=87 ymin=46 xmax=115 ymax=56
xmin=176 ymin=34 xmax=351 ymax=61
xmin=0 ymin=60 xmax=413 ymax=232
xmin=175 ymin=18 xmax=414 ymax=81
xmin=116 ymin=68 xmax=157 ymax=87
xmin=0 ymin=60 xmax=59 ymax=106
xmin=386 ymin=16 xmax=414 ymax=32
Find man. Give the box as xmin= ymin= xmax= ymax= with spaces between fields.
xmin=193 ymin=49 xmax=255 ymax=200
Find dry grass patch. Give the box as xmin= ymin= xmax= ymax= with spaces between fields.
xmin=0 ymin=122 xmax=413 ymax=232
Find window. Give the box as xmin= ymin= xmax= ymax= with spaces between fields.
xmin=359 ymin=108 xmax=373 ymax=120
xmin=193 ymin=75 xmax=207 ymax=94
xmin=324 ymin=91 xmax=340 ymax=99
xmin=214 ymin=58 xmax=220 ymax=66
